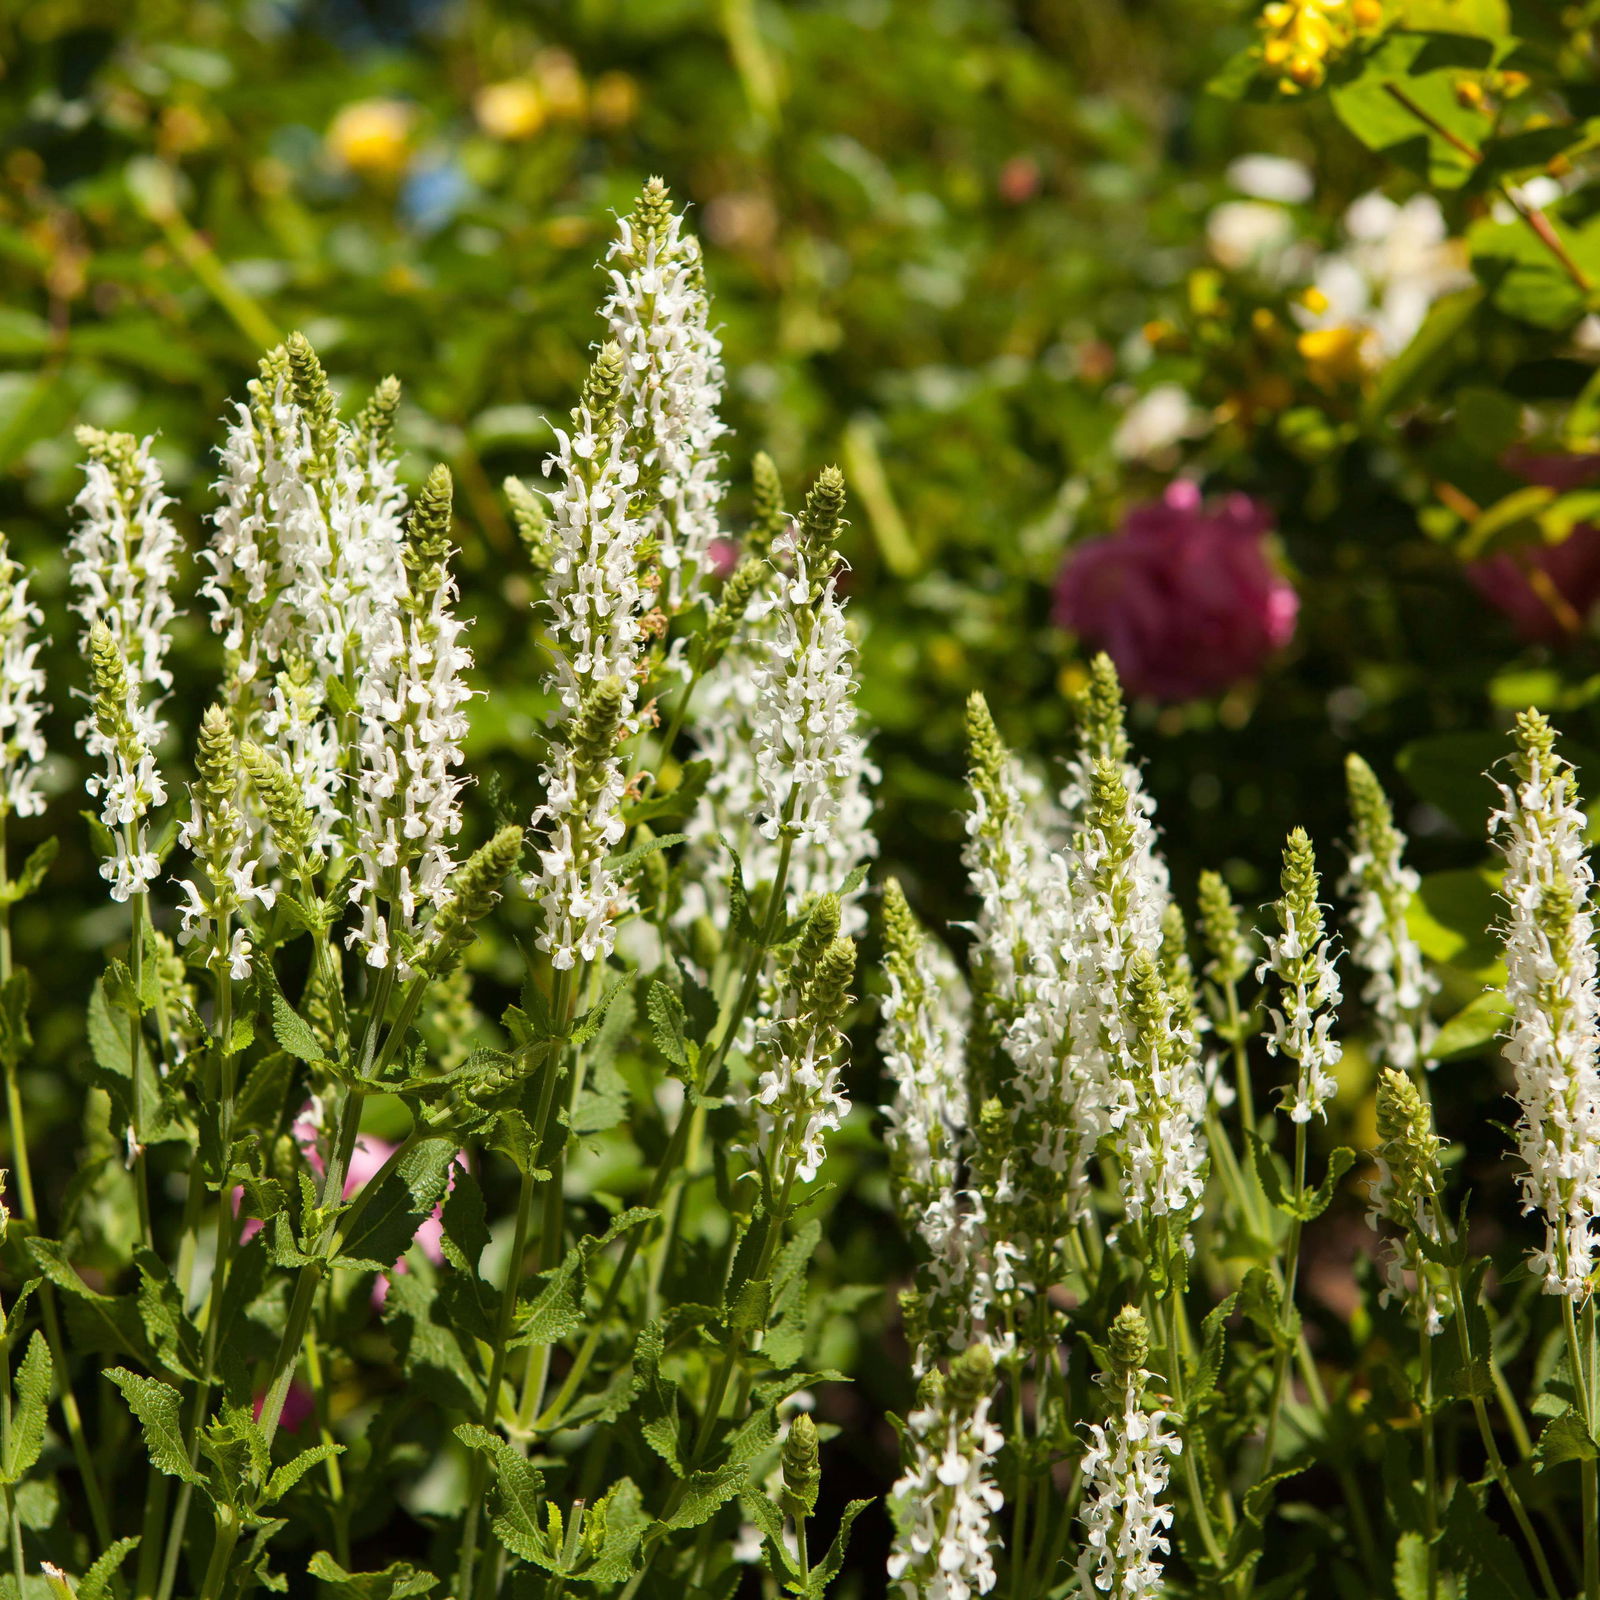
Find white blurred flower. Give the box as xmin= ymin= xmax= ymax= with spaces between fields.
xmin=1226 ymin=153 xmax=1314 ymax=204
xmin=1111 ymin=385 xmax=1205 ymax=463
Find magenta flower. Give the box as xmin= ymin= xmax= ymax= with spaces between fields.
xmin=1052 ymin=481 xmax=1298 ymax=701
xmin=1467 ymin=452 xmax=1600 ymax=645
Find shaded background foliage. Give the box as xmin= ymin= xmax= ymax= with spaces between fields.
xmin=1 ymin=0 xmax=1588 ymax=1582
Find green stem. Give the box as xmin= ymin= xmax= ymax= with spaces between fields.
xmin=1418 ymin=1295 xmax=1438 ymax=1600
xmin=1261 ymin=1121 xmax=1307 ymax=1471
xmin=0 ymin=819 xmax=114 ymax=1552
xmin=1 ymin=1294 xmax=25 ymax=1600
xmin=198 ymin=1508 xmax=239 ymax=1600
xmin=1445 ymin=1265 xmax=1561 ymax=1600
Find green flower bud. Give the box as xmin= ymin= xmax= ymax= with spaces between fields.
xmin=798 ymin=465 xmax=847 ymax=554
xmin=781 ymin=1413 xmax=821 ymax=1519
xmin=1197 ymin=869 xmax=1252 ymax=986
xmin=750 ymin=451 xmax=788 ymax=558
xmin=1108 ymin=1305 xmax=1150 ymax=1378
xmin=506 ymin=476 xmax=552 ymax=578
xmin=791 ymin=893 xmax=843 ymax=988
xmin=422 ymin=826 xmax=525 ymax=977
xmin=1072 ymin=653 xmax=1129 ymax=767
xmin=698 ymin=555 xmax=767 ymax=672
xmin=240 ymin=741 xmax=322 ymax=878
xmin=355 ymin=374 xmax=402 ymax=453
xmin=630 ymin=175 xmax=674 ymax=248
xmin=578 ymin=342 xmax=626 ymax=435
xmin=946 ymin=1341 xmax=996 ymax=1411
xmin=1375 ymin=1067 xmax=1442 ymax=1217
xmin=405 ymin=464 xmax=454 ymax=598
xmin=284 ymin=331 xmax=339 ymax=476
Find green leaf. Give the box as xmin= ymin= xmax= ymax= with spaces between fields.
xmin=635 ymin=1322 xmax=682 ymax=1471
xmin=1394 ymin=1531 xmax=1433 ymax=1600
xmin=265 ymin=1442 xmax=345 ymax=1504
xmin=1441 ymin=1479 xmax=1536 ymax=1599
xmin=1532 ymin=1405 xmax=1599 ymax=1471
xmin=25 ymin=1240 xmax=146 ymax=1359
xmin=0 ymin=1333 xmax=50 ymax=1484
xmin=1395 ymin=733 xmax=1509 ymax=837
xmin=604 ymin=832 xmax=688 ymax=879
xmin=453 ymin=1423 xmax=547 ymax=1564
xmin=1432 ymin=991 xmax=1511 ymax=1060
xmin=105 ymin=1367 xmax=206 ymax=1487
xmin=438 ymin=1166 xmax=489 ymax=1275
xmin=1297 ymin=1147 xmax=1357 ymax=1221
xmin=271 ymin=993 xmax=325 ymax=1064
xmin=580 ymin=1478 xmax=648 ymax=1584
xmin=624 ymin=759 xmax=712 ymax=825
xmin=648 ymin=981 xmax=691 ymax=1069
xmin=1469 ymin=207 xmax=1600 ymax=331
xmin=306 ymin=1552 xmax=437 ymax=1599
xmin=809 ymin=1498 xmax=872 ymax=1596
xmin=1407 ymin=868 xmax=1505 ymax=980
xmin=1330 ymin=32 xmax=1502 ymax=190
xmin=1 ymin=837 xmax=57 ymax=907
xmin=76 ymin=1536 xmax=142 ymax=1600
xmin=659 ymin=1463 xmax=747 ymax=1531
xmin=334 ymin=1137 xmax=457 ymax=1271
xmin=135 ymin=1249 xmax=203 ymax=1381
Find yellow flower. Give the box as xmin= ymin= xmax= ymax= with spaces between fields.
xmin=1298 ymin=325 xmax=1371 ymax=388
xmin=1256 ymin=0 xmax=1380 ymax=93
xmin=590 ymin=70 xmax=641 ymax=130
xmin=533 ymin=48 xmax=587 ymax=121
xmin=326 ymin=99 xmax=415 ymax=178
xmin=474 ymin=80 xmax=545 ymax=142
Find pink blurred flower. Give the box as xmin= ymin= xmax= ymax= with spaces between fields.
xmin=237 ymin=1105 xmax=462 ymax=1307
xmin=1053 ymin=480 xmax=1298 ymax=701
xmin=1466 ymin=452 xmax=1600 ymax=644
xmin=707 ymin=536 xmax=741 ymax=580
xmin=253 ymin=1380 xmax=314 ymax=1434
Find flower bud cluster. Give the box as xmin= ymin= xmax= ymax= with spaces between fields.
xmin=1077 ymin=1308 xmax=1181 ymax=1600
xmin=1369 ymin=1067 xmax=1448 ymax=1332
xmin=0 ymin=533 xmax=48 ymax=822
xmin=886 ymin=1344 xmax=1004 ymax=1600
xmin=71 ymin=429 xmax=180 ymax=901
xmin=176 ymin=706 xmax=275 ymax=978
xmin=1260 ymin=828 xmax=1342 ymax=1124
xmin=603 ymin=178 xmax=728 ymax=613
xmin=750 ymin=895 xmax=857 ymax=1182
xmin=879 ymin=879 xmax=990 ymax=1366
xmin=1341 ymin=754 xmax=1437 ymax=1075
xmin=1491 ymin=710 xmax=1600 ymax=1299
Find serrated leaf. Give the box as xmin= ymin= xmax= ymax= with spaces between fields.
xmin=271 ymin=993 xmax=325 ymax=1064
xmin=25 ymin=1240 xmax=146 ymax=1359
xmin=580 ymin=1477 xmax=648 ymax=1584
xmin=604 ymin=832 xmax=688 ymax=879
xmin=454 ymin=1423 xmax=547 ymax=1564
xmin=334 ymin=1137 xmax=457 ymax=1271
xmin=1470 ymin=205 xmax=1600 ymax=331
xmin=438 ymin=1166 xmax=489 ymax=1274
xmin=1297 ymin=1146 xmax=1357 ymax=1221
xmin=76 ymin=1536 xmax=141 ymax=1600
xmin=265 ymin=1441 xmax=345 ymax=1503
xmin=1532 ymin=1405 xmax=1599 ymax=1471
xmin=306 ymin=1552 xmax=438 ymax=1599
xmin=659 ymin=1463 xmax=747 ymax=1531
xmin=3 ymin=836 xmax=58 ymax=907
xmin=1433 ymin=991 xmax=1511 ymax=1060
xmin=1394 ymin=1531 xmax=1432 ymax=1600
xmin=635 ymin=1322 xmax=681 ymax=1471
xmin=809 ymin=1498 xmax=872 ymax=1595
xmin=648 ymin=981 xmax=691 ymax=1068
xmin=105 ymin=1367 xmax=205 ymax=1487
xmin=0 ymin=1332 xmax=50 ymax=1483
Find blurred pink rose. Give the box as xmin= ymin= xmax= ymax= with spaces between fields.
xmin=1053 ymin=481 xmax=1298 ymax=701
xmin=237 ymin=1106 xmax=462 ymax=1306
xmin=707 ymin=537 xmax=741 ymax=580
xmin=253 ymin=1380 xmax=314 ymax=1434
xmin=1467 ymin=452 xmax=1600 ymax=644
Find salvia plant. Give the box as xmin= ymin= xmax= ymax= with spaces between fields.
xmin=1 ymin=174 xmax=1600 ymax=1600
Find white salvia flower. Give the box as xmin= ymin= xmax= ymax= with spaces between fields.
xmin=1115 ymin=948 xmax=1208 ymax=1238
xmin=345 ymin=468 xmax=472 ymax=972
xmin=750 ymin=532 xmax=866 ymax=850
xmin=887 ymin=1346 xmax=1004 ymax=1600
xmin=879 ymin=880 xmax=991 ymax=1367
xmin=678 ymin=575 xmax=877 ymax=938
xmin=1078 ymin=1311 xmax=1180 ymax=1600
xmin=1342 ymin=754 xmax=1438 ymax=1075
xmin=524 ymin=344 xmax=647 ymax=972
xmin=205 ymin=344 xmax=411 ymax=864
xmin=1260 ymin=828 xmax=1342 ymax=1124
xmin=749 ymin=908 xmax=855 ymax=1184
xmin=0 ymin=533 xmax=48 ymax=821
xmin=604 ymin=178 xmax=728 ymax=614
xmin=174 ymin=706 xmax=275 ymax=978
xmin=69 ymin=428 xmax=181 ymax=713
xmin=1491 ymin=710 xmax=1600 ymax=1300
xmin=70 ymin=430 xmax=180 ymax=903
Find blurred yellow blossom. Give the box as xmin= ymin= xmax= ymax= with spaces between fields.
xmin=1298 ymin=325 xmax=1370 ymax=388
xmin=534 ymin=48 xmax=587 ymax=120
xmin=590 ymin=71 xmax=641 ymax=129
xmin=474 ymin=80 xmax=545 ymax=141
xmin=1256 ymin=0 xmax=1380 ymax=93
xmin=326 ymin=99 xmax=415 ymax=177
